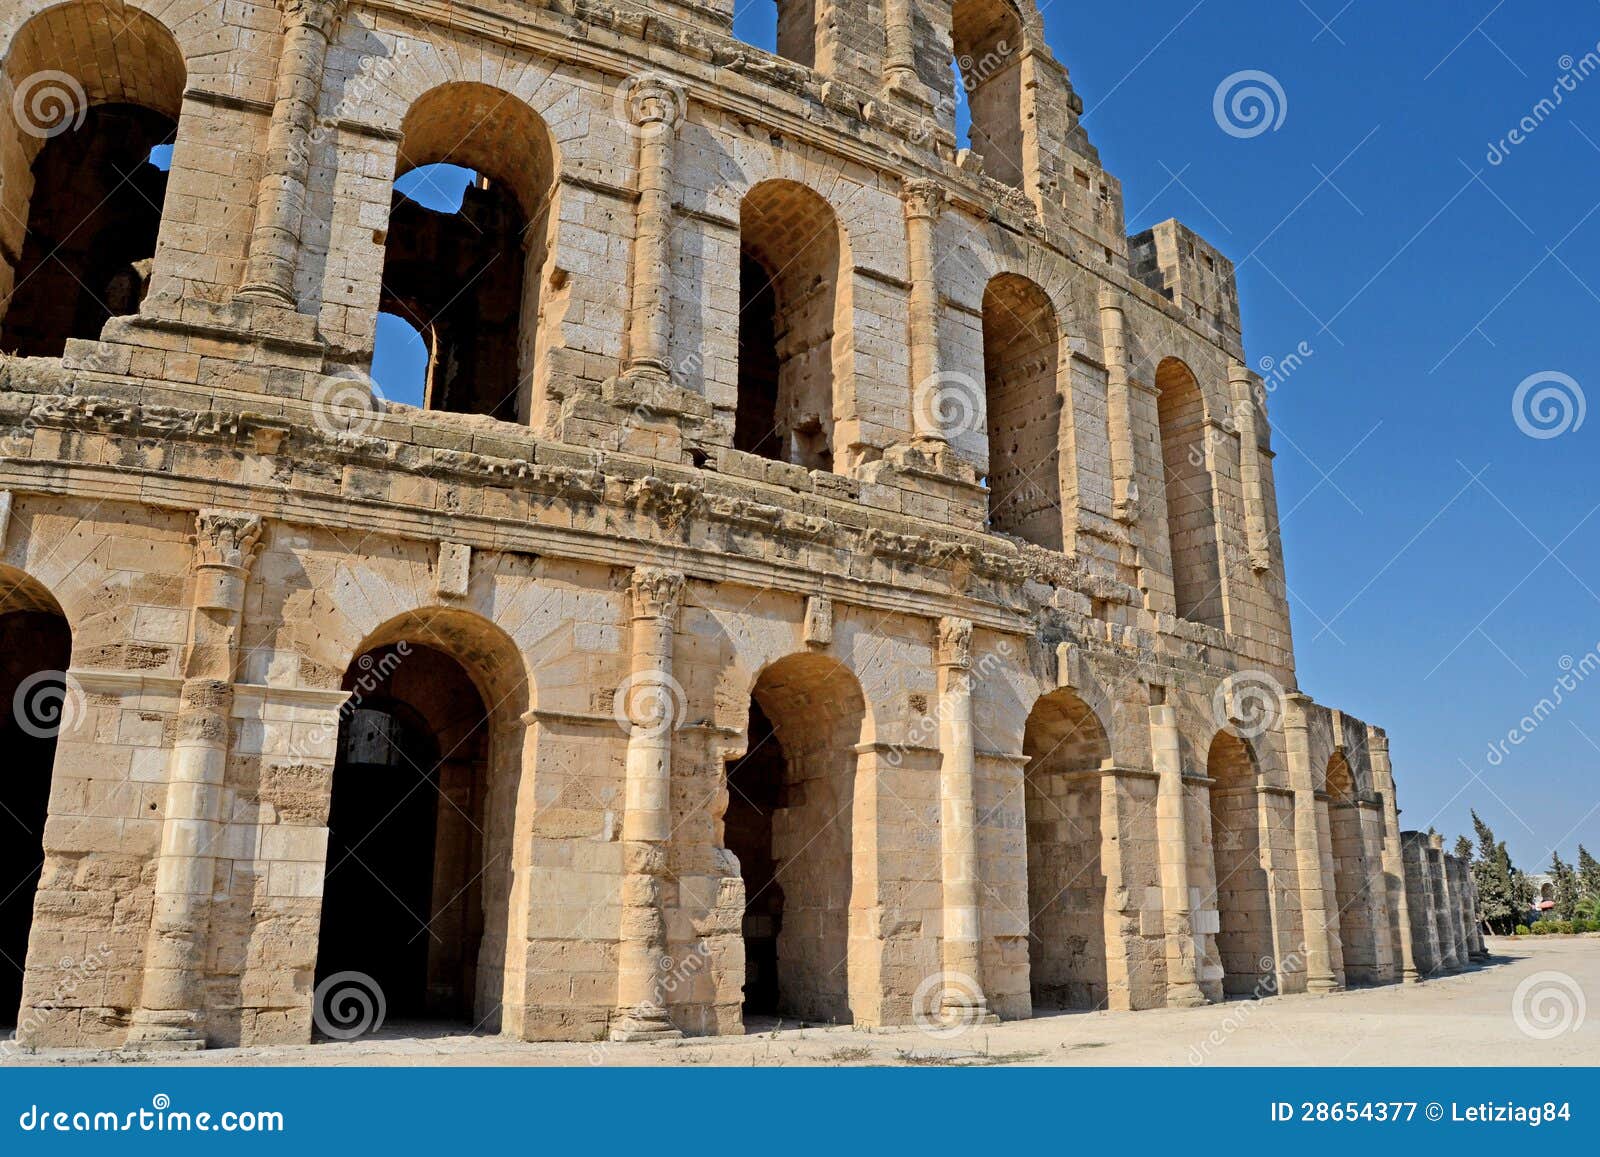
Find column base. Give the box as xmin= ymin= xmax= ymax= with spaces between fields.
xmin=1306 ymin=975 xmax=1344 ymax=995
xmin=1402 ymin=969 xmax=1422 ymax=984
xmin=1165 ymin=984 xmax=1210 ymax=1009
xmin=122 ymin=1022 xmax=207 ymax=1052
xmin=940 ymin=995 xmax=999 ymax=1028
xmin=608 ymin=1003 xmax=683 ymax=1043
xmin=233 ymin=282 xmax=296 ymax=308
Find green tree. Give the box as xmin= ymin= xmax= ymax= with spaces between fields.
xmin=1550 ymin=852 xmax=1581 ymax=921
xmin=1470 ymin=811 xmax=1520 ymax=933
xmin=1578 ymin=844 xmax=1600 ymax=900
xmin=1454 ymin=835 xmax=1473 ymax=863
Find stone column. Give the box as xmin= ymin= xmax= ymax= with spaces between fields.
xmin=1228 ymin=359 xmax=1272 ymax=571
xmin=1098 ymin=289 xmax=1140 ymax=522
xmin=1427 ymin=836 xmax=1458 ymax=971
xmin=881 ymin=0 xmax=932 ymax=106
xmin=934 ymin=617 xmax=998 ymax=1024
xmin=1281 ymin=695 xmax=1340 ymax=992
xmin=610 ymin=567 xmax=687 ymax=1041
xmin=127 ymin=511 xmax=263 ymax=1049
xmin=1356 ymin=796 xmax=1397 ymax=981
xmin=1368 ymin=731 xmax=1420 ymax=982
xmin=236 ymin=0 xmax=342 ymax=306
xmin=619 ymin=75 xmax=686 ymax=383
xmin=1147 ymin=692 xmax=1207 ymax=1006
xmin=903 ymin=178 xmax=947 ymax=445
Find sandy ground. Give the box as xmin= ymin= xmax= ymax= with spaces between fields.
xmin=6 ymin=937 xmax=1595 ymax=1068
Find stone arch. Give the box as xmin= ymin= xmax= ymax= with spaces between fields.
xmin=376 ymin=82 xmax=559 ymax=423
xmin=1021 ymin=688 xmax=1112 ymax=1011
xmin=736 ymin=179 xmax=851 ymax=472
xmin=1204 ymin=729 xmax=1274 ymax=995
xmin=1156 ymin=356 xmax=1225 ymax=629
xmin=315 ymin=606 xmax=531 ymax=1031
xmin=1325 ymin=751 xmax=1376 ymax=984
xmin=0 ymin=564 xmax=71 ymax=1027
xmin=982 ymin=272 xmax=1063 ymax=549
xmin=951 ymin=0 xmax=1029 ymax=187
xmin=0 ymin=0 xmax=185 ymax=355
xmin=721 ymin=650 xmax=871 ymax=1024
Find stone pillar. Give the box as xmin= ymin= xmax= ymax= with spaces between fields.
xmin=1098 ymin=289 xmax=1140 ymax=522
xmin=881 ymin=0 xmax=933 ymax=106
xmin=1368 ymin=731 xmax=1420 ymax=983
xmin=1402 ymin=831 xmax=1441 ymax=976
xmin=1147 ymin=693 xmax=1207 ymax=1006
xmin=610 ymin=567 xmax=688 ymax=1041
xmin=903 ymin=178 xmax=946 ymax=445
xmin=1428 ymin=836 xmax=1459 ymax=971
xmin=619 ymin=76 xmax=686 ymax=383
xmin=236 ymin=0 xmax=342 ymax=306
xmin=1357 ymin=796 xmax=1397 ymax=982
xmin=126 ymin=511 xmax=263 ymax=1049
xmin=934 ymin=617 xmax=998 ymax=1024
xmin=1228 ymin=359 xmax=1272 ymax=571
xmin=1282 ymin=695 xmax=1340 ymax=992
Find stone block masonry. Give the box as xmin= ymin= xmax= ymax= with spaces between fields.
xmin=0 ymin=0 xmax=1475 ymax=1048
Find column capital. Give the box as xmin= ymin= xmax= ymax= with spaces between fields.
xmin=193 ymin=510 xmax=263 ymax=572
xmin=282 ymin=0 xmax=342 ymax=36
xmin=630 ymin=567 xmax=687 ymax=620
xmin=936 ymin=616 xmax=973 ymax=669
xmin=901 ymin=177 xmax=946 ymax=221
xmin=621 ymin=73 xmax=688 ymax=133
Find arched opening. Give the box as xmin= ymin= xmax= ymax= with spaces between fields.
xmin=736 ymin=180 xmax=846 ymax=472
xmin=722 ymin=653 xmax=865 ymax=1025
xmin=951 ymin=0 xmax=1025 ymax=188
xmin=1022 ymin=689 xmax=1110 ymax=1011
xmin=316 ymin=623 xmax=524 ymax=1032
xmin=377 ymin=86 xmax=556 ymax=423
xmin=982 ymin=274 xmax=1062 ymax=549
xmin=1156 ymin=357 xmax=1224 ymax=629
xmin=0 ymin=2 xmax=185 ymax=356
xmin=370 ymin=311 xmax=429 ymax=408
xmin=1205 ymin=731 xmax=1273 ymax=995
xmin=0 ymin=574 xmax=71 ymax=1027
xmin=1325 ymin=754 xmax=1375 ymax=984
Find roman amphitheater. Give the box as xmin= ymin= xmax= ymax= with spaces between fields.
xmin=0 ymin=0 xmax=1482 ymax=1052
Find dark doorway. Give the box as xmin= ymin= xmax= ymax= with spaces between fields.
xmin=724 ymin=699 xmax=785 ymax=1015
xmin=734 ymin=253 xmax=782 ymax=461
xmin=315 ymin=644 xmax=489 ymax=1028
xmin=0 ymin=610 xmax=72 ymax=1026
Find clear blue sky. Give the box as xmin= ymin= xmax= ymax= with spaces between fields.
xmin=377 ymin=3 xmax=1600 ymax=872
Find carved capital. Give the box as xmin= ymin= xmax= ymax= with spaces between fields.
xmin=630 ymin=567 xmax=687 ymax=620
xmin=901 ymin=177 xmax=945 ymax=221
xmin=937 ymin=616 xmax=973 ymax=669
xmin=193 ymin=510 xmax=263 ymax=572
xmin=283 ymin=0 xmax=342 ymax=36
xmin=620 ymin=73 xmax=687 ymax=133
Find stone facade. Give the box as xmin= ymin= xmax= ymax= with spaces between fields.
xmin=0 ymin=0 xmax=1477 ymax=1049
